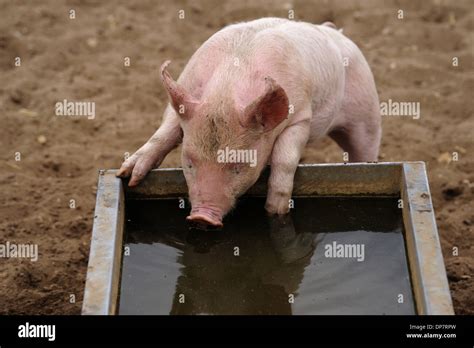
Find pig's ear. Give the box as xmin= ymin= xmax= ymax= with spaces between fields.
xmin=239 ymin=77 xmax=289 ymax=132
xmin=160 ymin=60 xmax=199 ymax=118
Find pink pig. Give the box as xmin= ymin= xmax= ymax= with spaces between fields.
xmin=117 ymin=18 xmax=381 ymax=227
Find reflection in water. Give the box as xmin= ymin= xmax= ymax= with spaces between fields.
xmin=119 ymin=197 xmax=415 ymax=315
xmin=169 ymin=214 xmax=317 ymax=315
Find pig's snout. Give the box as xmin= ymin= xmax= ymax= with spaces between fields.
xmin=187 ymin=206 xmax=224 ymax=229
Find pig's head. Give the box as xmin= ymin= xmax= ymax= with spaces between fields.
xmin=161 ymin=61 xmax=289 ymax=228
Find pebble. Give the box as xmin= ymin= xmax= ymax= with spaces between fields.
xmin=86 ymin=37 xmax=98 ymax=48
xmin=19 ymin=108 xmax=38 ymax=117
xmin=437 ymin=152 xmax=451 ymax=164
xmin=37 ymin=135 xmax=47 ymax=144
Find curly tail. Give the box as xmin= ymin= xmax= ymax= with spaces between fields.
xmin=322 ymin=21 xmax=337 ymax=29
xmin=322 ymin=21 xmax=343 ymax=33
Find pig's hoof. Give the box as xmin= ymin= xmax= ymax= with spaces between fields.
xmin=116 ymin=165 xmax=133 ymax=178
xmin=264 ymin=202 xmax=291 ymax=216
xmin=187 ymin=214 xmax=223 ymax=230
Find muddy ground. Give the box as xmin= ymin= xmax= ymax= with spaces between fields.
xmin=0 ymin=0 xmax=472 ymax=314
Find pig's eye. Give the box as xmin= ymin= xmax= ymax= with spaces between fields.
xmin=184 ymin=158 xmax=193 ymax=170
xmin=230 ymin=164 xmax=242 ymax=175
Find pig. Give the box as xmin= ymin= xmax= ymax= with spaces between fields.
xmin=117 ymin=18 xmax=381 ymax=228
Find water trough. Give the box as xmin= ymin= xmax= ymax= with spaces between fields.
xmin=82 ymin=162 xmax=453 ymax=315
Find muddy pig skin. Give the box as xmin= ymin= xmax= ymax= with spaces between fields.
xmin=117 ymin=18 xmax=381 ymax=227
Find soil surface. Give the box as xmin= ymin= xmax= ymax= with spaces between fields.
xmin=0 ymin=0 xmax=472 ymax=314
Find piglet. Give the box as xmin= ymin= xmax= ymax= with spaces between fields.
xmin=117 ymin=18 xmax=381 ymax=228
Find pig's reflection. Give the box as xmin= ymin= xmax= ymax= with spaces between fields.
xmin=166 ymin=212 xmax=322 ymax=315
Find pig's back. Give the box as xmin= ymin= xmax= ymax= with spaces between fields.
xmin=219 ymin=19 xmax=349 ymax=98
xmin=181 ymin=18 xmax=367 ymax=126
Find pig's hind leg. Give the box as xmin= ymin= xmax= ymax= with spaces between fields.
xmin=328 ymin=121 xmax=380 ymax=162
xmin=329 ymin=91 xmax=381 ymax=162
xmin=328 ymin=52 xmax=382 ymax=162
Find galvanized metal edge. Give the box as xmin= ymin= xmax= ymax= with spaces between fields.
xmin=123 ymin=162 xmax=404 ymax=199
xmin=82 ymin=170 xmax=125 ymax=315
xmin=401 ymin=162 xmax=454 ymax=315
xmin=289 ymin=162 xmax=401 ymax=196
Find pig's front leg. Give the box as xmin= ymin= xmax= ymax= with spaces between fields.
xmin=265 ymin=115 xmax=311 ymax=215
xmin=117 ymin=105 xmax=182 ymax=186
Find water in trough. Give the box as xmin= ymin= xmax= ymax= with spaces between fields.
xmin=119 ymin=197 xmax=415 ymax=315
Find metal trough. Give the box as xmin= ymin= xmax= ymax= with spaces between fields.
xmin=82 ymin=162 xmax=454 ymax=315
